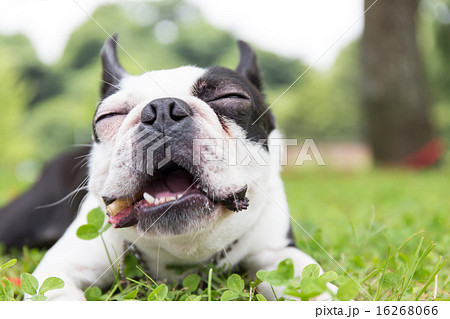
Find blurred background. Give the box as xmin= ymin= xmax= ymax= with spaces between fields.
xmin=0 ymin=0 xmax=449 ymax=295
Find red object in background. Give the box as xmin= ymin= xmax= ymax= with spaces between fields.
xmin=6 ymin=277 xmax=21 ymax=287
xmin=403 ymin=138 xmax=445 ymax=169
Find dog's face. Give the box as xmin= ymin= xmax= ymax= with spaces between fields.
xmin=88 ymin=36 xmax=276 ymax=237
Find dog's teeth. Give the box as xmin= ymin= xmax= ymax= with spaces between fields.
xmin=154 ymin=198 xmax=160 ymax=205
xmin=143 ymin=192 xmax=155 ymax=204
xmin=167 ymin=196 xmax=176 ymax=202
xmin=159 ymin=198 xmax=166 ymax=204
xmin=177 ymin=194 xmax=183 ymax=199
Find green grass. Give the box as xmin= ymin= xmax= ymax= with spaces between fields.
xmin=1 ymin=167 xmax=449 ymax=300
xmin=283 ymin=166 xmax=449 ymax=300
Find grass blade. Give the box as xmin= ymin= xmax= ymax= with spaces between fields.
xmin=360 ymin=269 xmax=380 ymax=284
xmin=126 ymin=277 xmax=153 ymax=289
xmin=396 ymin=237 xmax=423 ymax=300
xmin=375 ymin=245 xmax=391 ymax=300
xmin=208 ymin=267 xmax=213 ymax=301
xmin=396 ymin=237 xmax=436 ymax=300
xmin=415 ymin=257 xmax=447 ymax=301
xmin=136 ymin=265 xmax=157 ymax=286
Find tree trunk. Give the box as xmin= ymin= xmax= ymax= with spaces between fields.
xmin=361 ymin=0 xmax=434 ymax=165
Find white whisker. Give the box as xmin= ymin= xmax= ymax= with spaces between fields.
xmin=69 ymin=174 xmax=91 ymax=207
xmin=34 ymin=186 xmax=89 ymax=210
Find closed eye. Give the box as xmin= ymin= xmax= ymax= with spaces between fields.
xmin=95 ymin=112 xmax=127 ymax=124
xmin=207 ymin=93 xmax=250 ymax=102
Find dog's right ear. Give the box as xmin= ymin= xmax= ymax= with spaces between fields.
xmin=100 ymin=34 xmax=127 ymax=98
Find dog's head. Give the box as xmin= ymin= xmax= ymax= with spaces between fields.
xmin=88 ymin=35 xmax=276 ymax=237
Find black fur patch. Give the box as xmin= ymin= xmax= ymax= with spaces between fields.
xmin=192 ymin=66 xmax=275 ymax=147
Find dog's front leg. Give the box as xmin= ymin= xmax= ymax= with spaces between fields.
xmin=29 ymin=195 xmax=124 ymax=301
xmin=244 ymin=246 xmax=337 ymax=301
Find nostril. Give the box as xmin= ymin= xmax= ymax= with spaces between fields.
xmin=170 ymin=101 xmax=189 ymax=121
xmin=141 ymin=104 xmax=157 ymax=125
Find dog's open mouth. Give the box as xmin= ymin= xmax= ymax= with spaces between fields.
xmin=103 ymin=163 xmax=249 ymax=230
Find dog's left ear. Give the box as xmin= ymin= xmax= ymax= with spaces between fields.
xmin=236 ymin=40 xmax=262 ymax=91
xmin=100 ymin=34 xmax=128 ymax=98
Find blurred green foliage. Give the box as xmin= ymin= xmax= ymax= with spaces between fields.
xmin=0 ymin=48 xmax=35 ymax=204
xmin=421 ymin=0 xmax=450 ymax=140
xmin=274 ymin=41 xmax=361 ymax=140
xmin=1 ymin=0 xmax=450 ymax=203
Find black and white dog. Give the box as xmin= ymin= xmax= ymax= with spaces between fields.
xmin=28 ymin=36 xmax=334 ymax=300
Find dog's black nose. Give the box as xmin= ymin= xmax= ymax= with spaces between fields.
xmin=141 ymin=98 xmax=192 ymax=129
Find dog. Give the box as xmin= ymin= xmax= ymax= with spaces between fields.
xmin=28 ymin=35 xmax=334 ymax=300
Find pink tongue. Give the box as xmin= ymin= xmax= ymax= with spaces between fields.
xmin=109 ymin=207 xmax=132 ymax=225
xmin=143 ymin=169 xmax=194 ymax=198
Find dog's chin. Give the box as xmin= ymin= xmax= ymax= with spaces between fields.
xmin=102 ymin=162 xmax=249 ymax=236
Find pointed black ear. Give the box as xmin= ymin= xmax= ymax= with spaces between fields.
xmin=100 ymin=34 xmax=127 ymax=98
xmin=236 ymin=40 xmax=262 ymax=91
